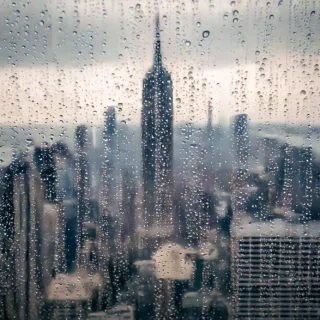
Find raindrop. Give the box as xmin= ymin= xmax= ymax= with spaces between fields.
xmin=202 ymin=30 xmax=210 ymax=38
xmin=267 ymin=2 xmax=271 ymax=6
xmin=39 ymin=20 xmax=44 ymax=26
xmin=310 ymin=11 xmax=315 ymax=16
xmin=196 ymin=21 xmax=201 ymax=27
xmin=185 ymin=40 xmax=191 ymax=46
xmin=233 ymin=18 xmax=238 ymax=23
xmin=230 ymin=1 xmax=236 ymax=6
xmin=300 ymin=90 xmax=306 ymax=95
xmin=255 ymin=50 xmax=260 ymax=55
xmin=135 ymin=4 xmax=141 ymax=11
xmin=233 ymin=10 xmax=239 ymax=16
xmin=223 ymin=13 xmax=229 ymax=20
xmin=269 ymin=14 xmax=274 ymax=20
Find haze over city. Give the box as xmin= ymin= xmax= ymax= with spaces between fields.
xmin=1 ymin=0 xmax=319 ymax=125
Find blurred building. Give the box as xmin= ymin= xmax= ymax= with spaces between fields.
xmin=45 ymin=271 xmax=100 ymax=319
xmin=121 ymin=169 xmax=137 ymax=244
xmin=52 ymin=141 xmax=76 ymax=200
xmin=231 ymin=216 xmax=320 ymax=319
xmin=141 ymin=14 xmax=174 ymax=248
xmin=100 ymin=106 xmax=118 ymax=219
xmin=231 ymin=114 xmax=249 ymax=171
xmin=2 ymin=154 xmax=45 ymax=320
xmin=42 ymin=202 xmax=66 ymax=287
xmin=75 ymin=125 xmax=91 ymax=265
xmin=152 ymin=243 xmax=196 ymax=319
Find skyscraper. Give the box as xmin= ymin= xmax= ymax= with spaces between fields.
xmin=98 ymin=108 xmax=118 ymax=309
xmin=232 ymin=113 xmax=249 ymax=170
xmin=100 ymin=107 xmax=118 ymax=218
xmin=1 ymin=155 xmax=45 ymax=320
xmin=231 ymin=218 xmax=320 ymax=319
xmin=75 ymin=125 xmax=91 ymax=266
xmin=141 ymin=14 xmax=174 ymax=233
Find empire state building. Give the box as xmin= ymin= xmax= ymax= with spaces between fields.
xmin=141 ymin=15 xmax=174 ymax=238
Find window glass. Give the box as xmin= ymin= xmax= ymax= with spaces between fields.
xmin=0 ymin=1 xmax=319 ymax=319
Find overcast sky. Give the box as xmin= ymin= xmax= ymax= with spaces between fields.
xmin=0 ymin=0 xmax=319 ymax=125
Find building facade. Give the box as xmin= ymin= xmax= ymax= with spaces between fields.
xmin=141 ymin=14 xmax=174 ymax=237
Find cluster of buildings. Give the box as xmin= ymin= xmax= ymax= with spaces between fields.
xmin=0 ymin=15 xmax=320 ymax=320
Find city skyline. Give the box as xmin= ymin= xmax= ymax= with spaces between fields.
xmin=1 ymin=1 xmax=320 ymax=319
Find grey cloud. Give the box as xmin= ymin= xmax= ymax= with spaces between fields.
xmin=0 ymin=0 xmax=318 ymax=68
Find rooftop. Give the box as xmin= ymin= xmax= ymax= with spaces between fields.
xmin=232 ymin=217 xmax=320 ymax=238
xmin=46 ymin=270 xmax=101 ymax=301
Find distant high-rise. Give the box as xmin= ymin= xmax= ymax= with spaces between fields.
xmin=100 ymin=107 xmax=118 ymax=218
xmin=1 ymin=156 xmax=45 ymax=320
xmin=232 ymin=114 xmax=249 ymax=170
xmin=98 ymin=108 xmax=118 ymax=308
xmin=75 ymin=125 xmax=91 ymax=265
xmin=141 ymin=14 xmax=174 ymax=231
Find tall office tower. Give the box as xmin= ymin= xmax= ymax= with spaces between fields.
xmin=275 ymin=143 xmax=314 ymax=217
xmin=98 ymin=108 xmax=119 ymax=309
xmin=141 ymin=14 xmax=174 ymax=234
xmin=122 ymin=169 xmax=137 ymax=244
xmin=34 ymin=145 xmax=57 ymax=202
xmin=232 ymin=114 xmax=249 ymax=170
xmin=231 ymin=218 xmax=320 ymax=319
xmin=7 ymin=156 xmax=45 ymax=320
xmin=100 ymin=107 xmax=118 ymax=218
xmin=75 ymin=125 xmax=91 ymax=265
xmin=53 ymin=141 xmax=76 ymax=200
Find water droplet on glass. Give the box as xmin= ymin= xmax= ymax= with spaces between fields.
xmin=255 ymin=50 xmax=260 ymax=55
xmin=185 ymin=40 xmax=191 ymax=46
xmin=202 ymin=30 xmax=210 ymax=38
xmin=233 ymin=18 xmax=238 ymax=23
xmin=300 ymin=90 xmax=306 ymax=95
xmin=311 ymin=11 xmax=315 ymax=16
xmin=223 ymin=13 xmax=229 ymax=20
xmin=233 ymin=10 xmax=239 ymax=16
xmin=196 ymin=21 xmax=201 ymax=27
xmin=39 ymin=20 xmax=44 ymax=26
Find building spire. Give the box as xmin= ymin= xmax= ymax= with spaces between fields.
xmin=154 ymin=12 xmax=162 ymax=68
